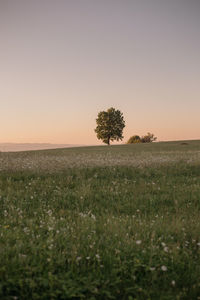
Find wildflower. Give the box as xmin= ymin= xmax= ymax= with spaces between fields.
xmin=136 ymin=240 xmax=142 ymax=245
xmin=161 ymin=265 xmax=167 ymax=271
xmin=48 ymin=244 xmax=53 ymax=250
xmin=150 ymin=267 xmax=155 ymax=271
xmin=76 ymin=256 xmax=82 ymax=262
xmin=47 ymin=210 xmax=52 ymax=216
xmin=19 ymin=254 xmax=27 ymax=259
xmin=164 ymin=246 xmax=169 ymax=253
xmin=197 ymin=242 xmax=200 ymax=246
xmin=171 ymin=280 xmax=176 ymax=286
xmin=91 ymin=214 xmax=96 ymax=220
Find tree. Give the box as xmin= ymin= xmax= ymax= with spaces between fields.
xmin=127 ymin=135 xmax=141 ymax=144
xmin=141 ymin=132 xmax=157 ymax=143
xmin=95 ymin=107 xmax=125 ymax=145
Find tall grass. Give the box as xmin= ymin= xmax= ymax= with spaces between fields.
xmin=0 ymin=141 xmax=200 ymax=299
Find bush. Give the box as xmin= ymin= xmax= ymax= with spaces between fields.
xmin=127 ymin=135 xmax=141 ymax=144
xmin=127 ymin=133 xmax=157 ymax=144
xmin=141 ymin=132 xmax=157 ymax=143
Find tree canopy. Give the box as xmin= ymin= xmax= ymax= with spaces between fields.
xmin=95 ymin=107 xmax=125 ymax=145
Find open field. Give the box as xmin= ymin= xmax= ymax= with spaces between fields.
xmin=0 ymin=140 xmax=200 ymax=299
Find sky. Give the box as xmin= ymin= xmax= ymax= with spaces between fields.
xmin=0 ymin=0 xmax=200 ymax=145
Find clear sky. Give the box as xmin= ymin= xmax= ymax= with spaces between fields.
xmin=0 ymin=0 xmax=200 ymax=144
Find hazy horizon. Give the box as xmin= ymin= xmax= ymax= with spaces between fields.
xmin=1 ymin=138 xmax=199 ymax=152
xmin=1 ymin=0 xmax=199 ymax=144
xmin=0 ymin=142 xmax=85 ymax=152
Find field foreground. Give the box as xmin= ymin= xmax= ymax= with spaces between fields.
xmin=0 ymin=141 xmax=200 ymax=299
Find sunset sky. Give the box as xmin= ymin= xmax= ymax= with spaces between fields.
xmin=1 ymin=0 xmax=200 ymax=145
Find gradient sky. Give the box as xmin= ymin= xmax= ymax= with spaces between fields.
xmin=0 ymin=0 xmax=200 ymax=144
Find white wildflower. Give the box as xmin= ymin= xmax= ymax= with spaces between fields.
xmin=48 ymin=244 xmax=53 ymax=250
xmin=161 ymin=265 xmax=167 ymax=271
xmin=76 ymin=256 xmax=82 ymax=262
xmin=136 ymin=240 xmax=142 ymax=245
xmin=91 ymin=213 xmax=96 ymax=220
xmin=19 ymin=254 xmax=27 ymax=259
xmin=47 ymin=210 xmax=52 ymax=216
xmin=171 ymin=280 xmax=176 ymax=286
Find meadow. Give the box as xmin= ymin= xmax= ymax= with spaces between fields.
xmin=0 ymin=140 xmax=200 ymax=299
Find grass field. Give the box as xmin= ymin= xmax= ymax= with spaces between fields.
xmin=0 ymin=140 xmax=200 ymax=299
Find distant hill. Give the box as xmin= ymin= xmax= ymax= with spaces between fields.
xmin=0 ymin=143 xmax=84 ymax=152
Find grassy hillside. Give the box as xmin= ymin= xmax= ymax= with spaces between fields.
xmin=0 ymin=141 xmax=200 ymax=299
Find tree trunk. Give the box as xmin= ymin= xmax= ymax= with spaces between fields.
xmin=107 ymin=137 xmax=110 ymax=145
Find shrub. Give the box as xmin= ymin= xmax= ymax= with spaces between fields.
xmin=127 ymin=135 xmax=141 ymax=144
xmin=141 ymin=132 xmax=157 ymax=143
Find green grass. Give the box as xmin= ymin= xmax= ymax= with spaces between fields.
xmin=0 ymin=140 xmax=200 ymax=299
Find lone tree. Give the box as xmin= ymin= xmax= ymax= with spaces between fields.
xmin=95 ymin=107 xmax=125 ymax=145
